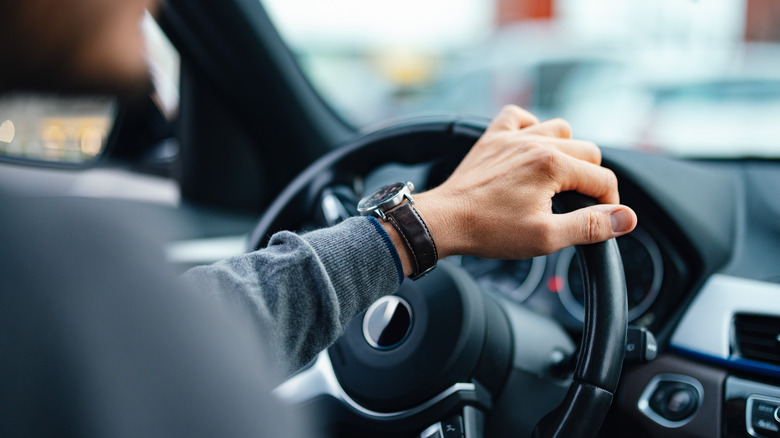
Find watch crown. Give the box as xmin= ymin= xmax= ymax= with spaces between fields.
xmin=406 ymin=181 xmax=415 ymax=192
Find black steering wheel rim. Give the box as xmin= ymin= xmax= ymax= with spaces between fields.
xmin=250 ymin=115 xmax=627 ymax=438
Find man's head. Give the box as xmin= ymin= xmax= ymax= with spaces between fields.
xmin=0 ymin=0 xmax=157 ymax=94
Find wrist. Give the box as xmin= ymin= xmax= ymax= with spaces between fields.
xmin=412 ymin=189 xmax=468 ymax=260
xmin=376 ymin=188 xmax=464 ymax=278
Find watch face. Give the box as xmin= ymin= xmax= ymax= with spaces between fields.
xmin=357 ymin=182 xmax=406 ymax=212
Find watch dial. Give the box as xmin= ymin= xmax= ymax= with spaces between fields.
xmin=358 ymin=182 xmax=405 ymax=211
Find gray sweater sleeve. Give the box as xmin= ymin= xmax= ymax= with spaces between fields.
xmin=181 ymin=216 xmax=404 ymax=377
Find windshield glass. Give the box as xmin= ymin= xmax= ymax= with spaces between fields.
xmin=261 ymin=0 xmax=780 ymax=158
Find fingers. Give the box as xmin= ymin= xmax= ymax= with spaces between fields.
xmin=488 ymin=105 xmax=540 ymax=131
xmin=521 ymin=117 xmax=572 ymax=139
xmin=494 ymin=114 xmax=601 ymax=164
xmin=548 ymin=205 xmax=637 ymax=249
xmin=488 ymin=108 xmax=573 ymax=139
xmin=542 ymin=137 xmax=601 ymax=165
xmin=535 ymin=150 xmax=617 ymax=204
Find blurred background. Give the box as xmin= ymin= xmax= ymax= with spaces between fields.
xmin=263 ymin=0 xmax=780 ymax=158
xmin=1 ymin=0 xmax=779 ymax=164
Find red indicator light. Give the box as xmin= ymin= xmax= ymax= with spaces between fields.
xmin=547 ymin=276 xmax=564 ymax=293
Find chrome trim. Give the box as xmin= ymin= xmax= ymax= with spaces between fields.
xmin=725 ymin=376 xmax=780 ymax=400
xmin=460 ymin=255 xmax=547 ymax=304
xmin=357 ymin=181 xmax=413 ymax=216
xmin=517 ymin=256 xmax=547 ymax=303
xmin=273 ymin=351 xmax=477 ymax=419
xmin=670 ymin=274 xmax=780 ymax=359
xmin=746 ymin=395 xmax=780 ymax=438
xmin=362 ymin=295 xmax=413 ymax=350
xmin=556 ymin=227 xmax=662 ymax=322
xmin=321 ymin=188 xmax=352 ymax=226
xmin=419 ymin=423 xmax=444 ymax=438
xmin=726 ymin=376 xmax=780 ymax=437
xmin=556 ymin=246 xmax=582 ymax=321
xmin=637 ymin=373 xmax=704 ymax=428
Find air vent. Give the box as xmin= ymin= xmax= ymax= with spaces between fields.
xmin=734 ymin=314 xmax=780 ymax=366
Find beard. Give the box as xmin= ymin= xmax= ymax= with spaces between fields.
xmin=0 ymin=55 xmax=153 ymax=99
xmin=0 ymin=0 xmax=154 ymax=98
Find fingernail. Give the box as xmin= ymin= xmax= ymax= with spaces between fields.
xmin=610 ymin=208 xmax=633 ymax=234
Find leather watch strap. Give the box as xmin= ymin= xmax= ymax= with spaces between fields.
xmin=384 ymin=202 xmax=438 ymax=280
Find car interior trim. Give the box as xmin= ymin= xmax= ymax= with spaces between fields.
xmin=746 ymin=395 xmax=780 ymax=438
xmin=670 ymin=274 xmax=780 ymax=361
xmin=513 ymin=256 xmax=548 ymax=303
xmin=273 ymin=350 xmax=478 ymax=419
xmin=164 ymin=235 xmax=247 ymax=265
xmin=669 ymin=346 xmax=780 ymax=379
xmin=637 ymin=373 xmax=704 ymax=428
xmin=0 ymin=163 xmax=180 ymax=206
xmin=726 ymin=377 xmax=780 ymax=438
xmin=556 ymin=227 xmax=664 ymax=323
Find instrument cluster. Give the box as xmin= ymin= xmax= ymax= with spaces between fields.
xmin=459 ymin=227 xmax=664 ymax=331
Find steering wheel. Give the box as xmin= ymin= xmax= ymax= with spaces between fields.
xmin=249 ymin=116 xmax=627 ymax=438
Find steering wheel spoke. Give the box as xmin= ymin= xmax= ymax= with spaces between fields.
xmin=275 ymin=349 xmax=489 ymax=423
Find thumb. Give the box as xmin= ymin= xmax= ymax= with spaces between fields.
xmin=551 ymin=205 xmax=637 ymax=248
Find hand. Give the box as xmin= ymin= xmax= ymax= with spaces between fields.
xmin=409 ymin=105 xmax=637 ymax=266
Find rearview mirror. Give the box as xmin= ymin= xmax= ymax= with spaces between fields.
xmin=0 ymin=94 xmax=115 ymax=165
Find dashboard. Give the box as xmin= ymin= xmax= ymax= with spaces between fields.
xmin=458 ymin=224 xmax=663 ymax=332
xmin=302 ymin=146 xmax=780 ymax=437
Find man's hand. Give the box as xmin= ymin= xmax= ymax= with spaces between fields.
xmin=389 ymin=105 xmax=637 ymax=274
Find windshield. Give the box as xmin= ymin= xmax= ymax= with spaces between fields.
xmin=261 ymin=0 xmax=780 ymax=158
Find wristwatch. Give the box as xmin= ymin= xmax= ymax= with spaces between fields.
xmin=357 ymin=181 xmax=438 ymax=280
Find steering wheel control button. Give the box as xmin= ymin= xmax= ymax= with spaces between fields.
xmin=442 ymin=414 xmax=464 ymax=437
xmin=625 ymin=326 xmax=658 ymax=363
xmin=638 ymin=374 xmax=704 ymax=428
xmin=664 ymin=387 xmax=698 ymax=421
xmin=752 ymin=418 xmax=779 ymax=437
xmin=419 ymin=423 xmax=444 ymax=438
xmin=362 ymin=296 xmax=413 ymax=350
xmin=747 ymin=395 xmax=780 ymax=438
xmin=648 ymin=382 xmax=699 ymax=422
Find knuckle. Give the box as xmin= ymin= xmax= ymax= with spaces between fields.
xmin=516 ymin=138 xmax=541 ymax=153
xmin=500 ymin=104 xmax=538 ymax=126
xmin=550 ymin=118 xmax=572 ymax=138
xmin=532 ymin=148 xmax=561 ymax=173
xmin=501 ymin=104 xmax=522 ymax=117
xmin=584 ymin=210 xmax=608 ymax=243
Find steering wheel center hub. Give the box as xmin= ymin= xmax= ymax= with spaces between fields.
xmin=330 ymin=262 xmax=513 ymax=413
xmin=362 ymin=296 xmax=413 ymax=350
